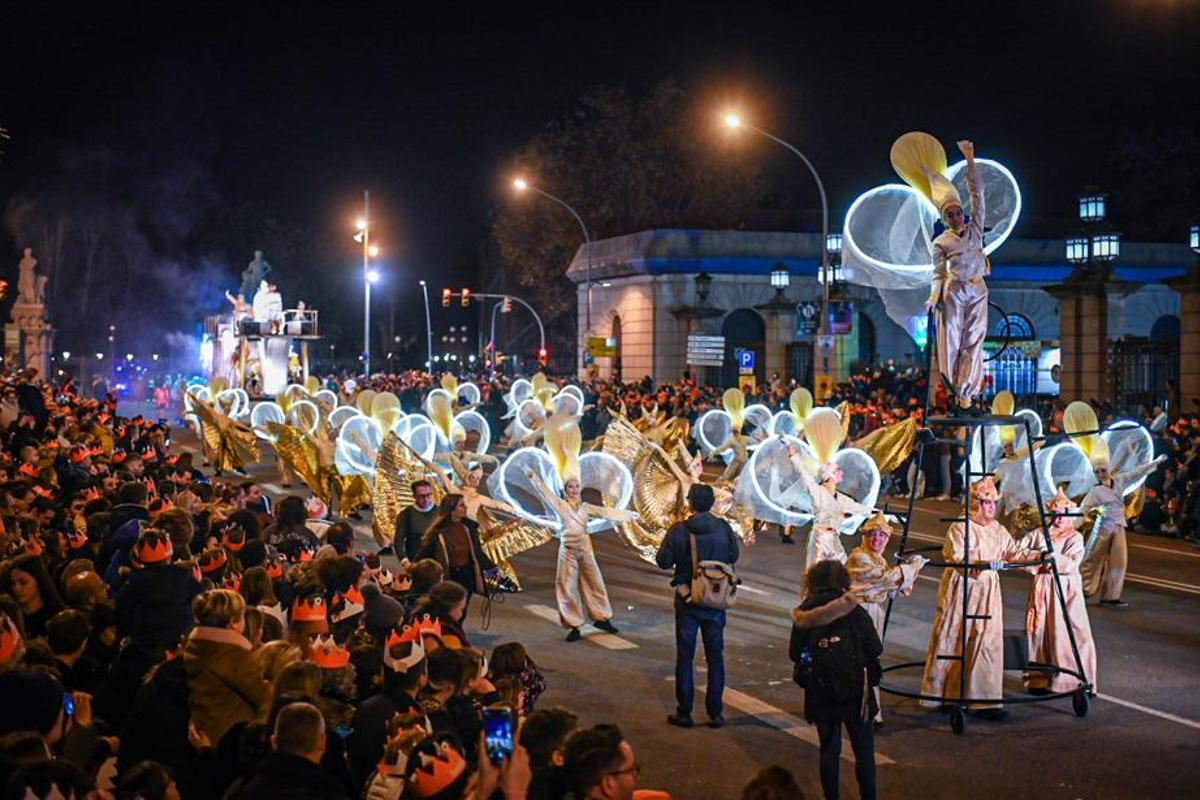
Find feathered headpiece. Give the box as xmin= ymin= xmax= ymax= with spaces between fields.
xmin=803 ymin=407 xmax=845 ymax=480
xmin=789 ymin=387 xmax=814 ymax=431
xmin=721 ymin=387 xmax=745 ymax=433
xmin=1064 ymin=401 xmax=1109 ymax=468
xmin=891 ymin=131 xmax=962 ymax=216
xmin=544 ymin=412 xmax=583 ymax=482
xmin=990 ymin=391 xmax=1017 ymax=447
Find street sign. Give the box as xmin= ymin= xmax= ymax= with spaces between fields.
xmin=686 ymin=333 xmax=725 ymax=367
xmin=737 ymin=349 xmax=755 ymax=370
xmin=587 ymin=336 xmax=617 ymax=358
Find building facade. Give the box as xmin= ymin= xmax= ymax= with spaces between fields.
xmin=566 ymin=228 xmax=1190 ymax=410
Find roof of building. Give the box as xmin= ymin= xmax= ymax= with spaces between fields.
xmin=565 ymin=228 xmax=1194 ymax=285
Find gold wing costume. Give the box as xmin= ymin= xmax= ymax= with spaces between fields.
xmin=191 ymin=397 xmax=261 ymax=472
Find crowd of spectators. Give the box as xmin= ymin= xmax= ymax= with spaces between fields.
xmin=2 ymin=366 xmax=822 ymax=799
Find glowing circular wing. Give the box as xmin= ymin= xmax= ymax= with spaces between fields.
xmin=328 ymin=406 xmax=362 ymax=431
xmin=512 ymin=399 xmax=546 ymax=441
xmin=1014 ymin=408 xmax=1042 ymax=454
xmin=769 ymin=410 xmax=800 ymax=438
xmin=739 ymin=435 xmax=815 ymax=527
xmin=842 ymin=183 xmax=936 ymax=285
xmin=456 ymin=382 xmax=481 ymax=408
xmin=355 ymin=389 xmax=377 ymax=415
xmin=424 ymin=388 xmax=454 ymax=415
xmin=504 ymin=379 xmax=533 ymax=418
xmin=400 ymin=417 xmax=438 ymax=462
xmin=281 ymin=383 xmax=308 ymax=407
xmin=832 ymin=447 xmax=880 ymax=534
xmin=214 ymin=388 xmax=246 ymax=419
xmin=313 ymin=389 xmax=339 ymax=413
xmin=250 ymin=401 xmax=285 ymax=441
xmin=336 ymin=415 xmax=383 ymax=476
xmin=1101 ymin=420 xmax=1154 ymax=496
xmin=560 ymin=385 xmax=585 ymax=405
xmin=578 ymin=452 xmax=634 ymax=533
xmin=454 ymin=410 xmax=492 ymax=455
xmin=288 ymin=399 xmax=321 ymax=435
xmin=743 ymin=404 xmax=774 ymax=444
xmin=488 ymin=446 xmax=562 ymax=532
xmin=551 ymin=390 xmax=582 ymax=417
xmin=1036 ymin=442 xmax=1094 ymax=502
xmin=946 ymin=158 xmax=1022 ymax=256
xmin=695 ymin=409 xmax=733 ymax=456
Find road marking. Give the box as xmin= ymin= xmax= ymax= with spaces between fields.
xmin=524 ymin=604 xmax=638 ymax=650
xmin=739 ymin=585 xmax=768 ymax=595
xmin=1096 ymin=693 xmax=1200 ymax=730
xmin=714 ymin=687 xmax=894 ymax=765
xmin=1130 ymin=542 xmax=1200 ymax=559
xmin=262 ymin=483 xmax=285 ymax=494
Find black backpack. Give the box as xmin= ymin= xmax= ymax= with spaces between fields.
xmin=791 ymin=614 xmax=868 ymax=704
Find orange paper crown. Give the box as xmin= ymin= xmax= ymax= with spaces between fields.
xmin=330 ymin=589 xmax=364 ymax=623
xmin=266 ymin=560 xmax=284 ymax=580
xmin=289 ymin=546 xmax=315 ymax=564
xmin=221 ymin=573 xmax=243 ymax=593
xmin=290 ymin=595 xmax=327 ymax=623
xmin=135 ymin=534 xmax=174 ymax=565
xmin=383 ymin=624 xmax=426 ymax=673
xmin=221 ymin=525 xmax=247 ymax=552
xmin=18 ymin=463 xmax=38 ymax=478
xmin=407 ymin=741 xmax=468 ymax=798
xmin=412 ymin=614 xmax=443 ymax=642
xmin=67 ymin=529 xmax=90 ymax=550
xmin=198 ymin=547 xmax=227 ymax=574
xmin=308 ymin=634 xmax=351 ymax=669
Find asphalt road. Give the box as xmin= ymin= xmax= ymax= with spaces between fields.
xmin=172 ymin=421 xmax=1200 ymax=799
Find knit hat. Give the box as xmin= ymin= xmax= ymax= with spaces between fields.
xmin=362 ymin=583 xmax=405 ymax=633
xmin=0 ymin=670 xmax=65 ymax=736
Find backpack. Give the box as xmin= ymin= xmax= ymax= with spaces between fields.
xmin=791 ymin=615 xmax=867 ymax=704
xmin=686 ymin=532 xmax=739 ymax=610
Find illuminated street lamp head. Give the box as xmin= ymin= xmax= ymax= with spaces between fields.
xmin=723 ymin=112 xmax=742 ymax=130
xmin=512 ymin=178 xmax=528 ymax=192
xmin=366 ymin=269 xmax=381 ymax=284
xmin=355 ymin=217 xmax=367 ymax=231
xmin=368 ymin=244 xmax=380 ymax=258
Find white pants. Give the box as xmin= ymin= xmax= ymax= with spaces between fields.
xmin=1081 ymin=525 xmax=1127 ymax=601
xmin=556 ymin=544 xmax=613 ymax=629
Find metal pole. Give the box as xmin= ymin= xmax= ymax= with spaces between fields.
xmin=528 ymin=186 xmax=590 ymax=368
xmin=490 ymin=301 xmax=503 ymax=363
xmin=362 ymin=189 xmax=371 ymax=377
xmin=419 ymin=281 xmax=433 ymax=371
xmin=747 ymin=125 xmax=830 ymax=385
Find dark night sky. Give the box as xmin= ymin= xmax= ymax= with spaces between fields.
xmin=2 ymin=0 xmax=1198 ymax=329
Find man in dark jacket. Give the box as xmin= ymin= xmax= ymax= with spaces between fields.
xmin=391 ymin=480 xmax=437 ymax=559
xmin=655 ymin=483 xmax=739 ymax=729
xmin=225 ymin=702 xmax=349 ymax=800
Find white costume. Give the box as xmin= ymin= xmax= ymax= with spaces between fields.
xmin=1079 ymin=458 xmax=1160 ymax=601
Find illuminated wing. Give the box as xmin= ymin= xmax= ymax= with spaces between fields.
xmin=372 ymin=433 xmax=417 ymax=545
xmin=852 ymin=417 xmax=917 ymax=476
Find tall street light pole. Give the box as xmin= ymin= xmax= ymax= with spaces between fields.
xmin=512 ymin=178 xmax=592 ymax=372
xmin=419 ymin=280 xmax=434 ymax=370
xmin=356 ymin=191 xmax=382 ymax=377
xmin=723 ymin=113 xmax=832 ymax=394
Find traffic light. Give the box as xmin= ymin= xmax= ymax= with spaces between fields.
xmin=501 ymin=295 xmax=512 ymax=313
xmin=537 ymin=347 xmax=548 ymax=369
xmin=441 ymin=288 xmax=451 ymax=307
xmin=461 ymin=287 xmax=471 ymax=307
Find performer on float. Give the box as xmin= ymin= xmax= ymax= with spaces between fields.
xmin=527 ymin=416 xmax=638 ymax=642
xmin=783 ymin=409 xmax=875 ymax=586
xmin=1016 ymin=488 xmax=1097 ymax=694
xmin=847 ymin=510 xmax=928 ymax=726
xmin=920 ymin=477 xmax=1049 ymax=719
xmin=1065 ymin=402 xmax=1166 ymax=608
xmin=892 ymin=135 xmax=989 ymax=412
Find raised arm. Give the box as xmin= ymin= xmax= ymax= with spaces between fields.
xmin=1114 ymin=454 xmax=1166 ymax=496
xmin=527 ymin=469 xmax=566 ymax=517
xmin=650 ymin=441 xmax=692 ymax=488
xmin=445 ymin=451 xmax=472 ymax=484
xmin=582 ymin=501 xmax=638 ymax=524
xmin=958 ymin=140 xmax=984 ymax=235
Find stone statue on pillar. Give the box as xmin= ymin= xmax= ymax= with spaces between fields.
xmin=9 ymin=248 xmax=55 ymax=381
xmin=239 ymin=250 xmax=272 ymax=297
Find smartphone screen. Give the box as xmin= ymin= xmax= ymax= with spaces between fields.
xmin=482 ymin=706 xmax=514 ymax=764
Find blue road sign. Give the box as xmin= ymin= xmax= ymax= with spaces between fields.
xmin=738 ymin=349 xmax=755 ymax=370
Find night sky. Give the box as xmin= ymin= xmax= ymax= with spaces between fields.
xmin=2 ymin=0 xmax=1197 ymax=341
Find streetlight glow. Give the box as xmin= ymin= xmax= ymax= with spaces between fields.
xmin=723 ymin=112 xmax=742 ymax=129
xmin=366 ymin=268 xmax=380 ymax=284
xmin=512 ymin=178 xmax=528 ymax=192
xmin=355 ymin=217 xmax=367 ymax=230
xmin=62 ymin=351 xmax=70 ymax=360
xmin=368 ymin=244 xmax=380 ymax=258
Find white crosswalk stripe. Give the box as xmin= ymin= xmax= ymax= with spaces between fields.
xmin=523 ymin=604 xmax=638 ymax=649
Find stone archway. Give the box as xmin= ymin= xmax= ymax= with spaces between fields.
xmin=720 ymin=308 xmax=765 ymax=388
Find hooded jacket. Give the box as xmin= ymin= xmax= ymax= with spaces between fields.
xmin=182 ymin=627 xmax=270 ymax=746
xmin=656 ymin=511 xmax=740 ymax=588
xmin=789 ymin=590 xmax=883 ymax=724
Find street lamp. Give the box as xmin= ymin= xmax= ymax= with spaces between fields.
xmin=512 ymin=176 xmax=593 ymax=362
xmin=1078 ymin=194 xmax=1107 ymax=223
xmin=1065 ymin=236 xmax=1090 ymax=264
xmin=724 ymin=111 xmax=832 ymax=389
xmin=1091 ymin=232 xmax=1120 ymax=261
xmin=354 ymin=190 xmax=380 ymax=376
xmin=1189 ymin=224 xmax=1199 ymax=253
xmin=769 ymin=263 xmax=790 ymax=296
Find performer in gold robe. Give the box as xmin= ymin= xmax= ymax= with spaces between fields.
xmin=847 ymin=510 xmax=927 ymax=726
xmin=1016 ymin=488 xmax=1097 ymax=694
xmin=920 ymin=477 xmax=1047 ymax=718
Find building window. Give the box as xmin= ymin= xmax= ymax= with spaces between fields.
xmin=994 ymin=313 xmax=1034 ymax=340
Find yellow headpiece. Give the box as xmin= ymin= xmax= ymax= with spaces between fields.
xmin=427 ymin=392 xmax=455 ymax=441
xmin=1064 ymin=401 xmax=1109 ymax=467
xmin=440 ymin=374 xmax=458 ymax=398
xmin=803 ymin=407 xmax=845 ymax=474
xmin=991 ymin=391 xmax=1017 ymax=446
xmin=370 ymin=391 xmax=402 ymax=432
xmin=722 ymin=387 xmax=745 ymax=432
xmin=860 ymin=510 xmax=893 ymax=536
xmin=789 ymin=388 xmax=814 ymax=431
xmin=356 ymin=389 xmax=377 ymax=414
xmin=304 ymin=375 xmax=321 ymax=395
xmin=544 ymin=412 xmax=582 ymax=482
xmin=891 ymin=131 xmax=962 ymax=216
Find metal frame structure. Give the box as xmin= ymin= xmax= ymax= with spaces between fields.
xmin=882 ymin=308 xmax=1093 ymax=734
